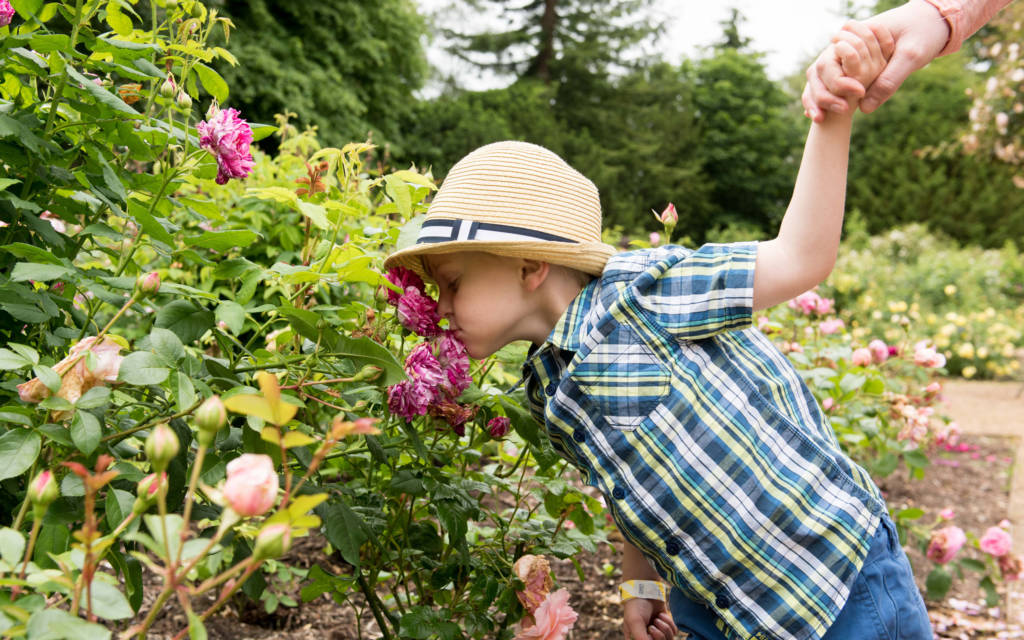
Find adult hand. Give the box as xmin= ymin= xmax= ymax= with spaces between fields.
xmin=622 ymin=598 xmax=677 ymax=640
xmin=802 ymin=0 xmax=951 ymax=121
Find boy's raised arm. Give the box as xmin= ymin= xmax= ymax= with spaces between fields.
xmin=752 ymin=22 xmax=894 ymax=312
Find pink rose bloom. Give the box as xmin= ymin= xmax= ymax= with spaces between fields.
xmin=0 ymin=1 xmax=14 ymax=27
xmin=649 ymin=231 xmax=660 ymax=246
xmin=999 ymin=553 xmax=1023 ymax=581
xmin=17 ymin=336 xmax=124 ymax=406
xmin=819 ymin=318 xmax=845 ymax=335
xmin=436 ymin=331 xmax=471 ymax=397
xmin=404 ymin=342 xmax=444 ymax=389
xmin=513 ymin=555 xmax=553 ymax=614
xmin=850 ymin=347 xmax=872 ymax=367
xmin=788 ymin=290 xmax=822 ymax=315
xmin=397 ymin=287 xmax=442 ymax=337
xmin=939 ymin=508 xmax=955 ymax=520
xmin=868 ymin=339 xmax=888 ymax=364
xmin=223 ymin=454 xmax=279 ymax=517
xmin=813 ymin=296 xmax=834 ymax=315
xmin=40 ymin=211 xmax=66 ymax=234
xmin=980 ymin=526 xmax=1014 ymax=557
xmin=926 ymin=526 xmax=966 ymax=564
xmin=387 ymin=380 xmax=433 ymax=420
xmin=514 ymin=589 xmax=578 ymax=640
xmin=925 ymin=381 xmax=942 ymax=395
xmin=384 ymin=267 xmax=425 ymax=306
xmin=196 ymin=106 xmax=254 ymax=184
xmin=488 ymin=416 xmax=511 ymax=439
xmin=913 ymin=341 xmax=947 ymax=368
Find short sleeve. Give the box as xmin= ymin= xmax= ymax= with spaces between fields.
xmin=626 ymin=242 xmax=757 ymax=341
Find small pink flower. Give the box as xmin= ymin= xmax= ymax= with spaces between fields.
xmin=196 ymin=106 xmax=255 ymax=184
xmin=514 ymin=589 xmax=578 ymax=640
xmin=822 ymin=397 xmax=835 ymax=411
xmin=913 ymin=341 xmax=947 ymax=368
xmin=0 ymin=0 xmax=14 ymax=27
xmin=657 ymin=203 xmax=678 ymax=226
xmin=384 ymin=267 xmax=425 ymax=306
xmin=980 ymin=526 xmax=1013 ymax=557
xmin=939 ymin=508 xmax=955 ymax=520
xmin=788 ymin=290 xmax=822 ymax=315
xmin=850 ymin=347 xmax=872 ymax=367
xmin=814 ymin=297 xmax=834 ymax=315
xmin=488 ymin=416 xmax=511 ymax=439
xmin=387 ymin=380 xmax=433 ymax=420
xmin=868 ymin=339 xmax=888 ymax=364
xmin=649 ymin=231 xmax=660 ymax=246
xmin=1000 ymin=554 xmax=1023 ymax=581
xmin=926 ymin=526 xmax=966 ymax=564
xmin=819 ymin=318 xmax=845 ymax=335
xmin=223 ymin=454 xmax=279 ymax=517
xmin=396 ymin=287 xmax=442 ymax=337
xmin=925 ymin=381 xmax=942 ymax=395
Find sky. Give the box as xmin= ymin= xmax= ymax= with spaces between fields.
xmin=416 ymin=0 xmax=868 ymax=94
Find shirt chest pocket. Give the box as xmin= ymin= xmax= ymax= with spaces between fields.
xmin=570 ymin=339 xmax=671 ymax=431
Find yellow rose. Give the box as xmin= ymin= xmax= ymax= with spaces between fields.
xmin=944 ymin=284 xmax=957 ymax=296
xmin=962 ymin=366 xmax=977 ymax=378
xmin=957 ymin=343 xmax=975 ymax=359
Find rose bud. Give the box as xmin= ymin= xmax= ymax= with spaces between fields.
xmin=252 ymin=523 xmax=292 ymax=561
xmin=145 ymin=423 xmax=180 ymax=472
xmin=176 ymin=91 xmax=193 ymax=109
xmin=159 ymin=77 xmax=176 ymax=98
xmin=135 ymin=271 xmax=161 ymax=298
xmin=133 ymin=472 xmax=167 ymax=514
xmin=488 ymin=416 xmax=511 ymax=439
xmin=353 ymin=365 xmax=383 ymax=382
xmin=195 ymin=395 xmax=227 ymax=446
xmin=27 ymin=470 xmax=59 ymax=516
xmin=223 ymin=454 xmax=278 ymax=517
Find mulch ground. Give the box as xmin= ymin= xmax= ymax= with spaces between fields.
xmin=138 ymin=431 xmax=1021 ymax=640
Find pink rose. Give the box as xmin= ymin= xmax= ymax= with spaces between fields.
xmin=819 ymin=318 xmax=845 ymax=335
xmin=850 ymin=347 xmax=872 ymax=367
xmin=396 ymin=287 xmax=442 ymax=337
xmin=913 ymin=341 xmax=947 ymax=368
xmin=384 ymin=267 xmax=425 ymax=306
xmin=436 ymin=331 xmax=471 ymax=398
xmin=196 ymin=106 xmax=255 ymax=184
xmin=387 ymin=379 xmax=433 ymax=421
xmin=926 ymin=526 xmax=966 ymax=564
xmin=404 ymin=342 xmax=444 ymax=389
xmin=868 ymin=339 xmax=888 ymax=364
xmin=939 ymin=508 xmax=955 ymax=520
xmin=813 ymin=296 xmax=834 ymax=315
xmin=223 ymin=454 xmax=279 ymax=517
xmin=999 ymin=554 xmax=1023 ymax=581
xmin=0 ymin=0 xmax=14 ymax=26
xmin=648 ymin=231 xmax=660 ymax=246
xmin=514 ymin=589 xmax=578 ymax=640
xmin=925 ymin=381 xmax=942 ymax=395
xmin=657 ymin=203 xmax=678 ymax=225
xmin=822 ymin=397 xmax=835 ymax=411
xmin=980 ymin=526 xmax=1014 ymax=557
xmin=788 ymin=290 xmax=822 ymax=315
xmin=513 ymin=555 xmax=553 ymax=614
xmin=488 ymin=416 xmax=511 ymax=439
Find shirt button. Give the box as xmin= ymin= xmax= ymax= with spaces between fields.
xmin=546 ymin=382 xmax=557 ymax=394
xmin=572 ymin=429 xmax=586 ymax=443
xmin=665 ymin=541 xmax=681 ymax=556
xmin=612 ymin=486 xmax=625 ymax=500
xmin=715 ymin=593 xmax=731 ymax=609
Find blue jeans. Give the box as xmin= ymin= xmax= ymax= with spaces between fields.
xmin=669 ymin=515 xmax=932 ymax=640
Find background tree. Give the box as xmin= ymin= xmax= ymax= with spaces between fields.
xmin=209 ymin=0 xmax=428 ymax=148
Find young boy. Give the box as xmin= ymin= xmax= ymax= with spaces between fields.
xmin=384 ymin=22 xmax=931 ymax=640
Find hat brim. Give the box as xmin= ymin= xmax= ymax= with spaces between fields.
xmin=384 ymin=240 xmax=617 ymax=282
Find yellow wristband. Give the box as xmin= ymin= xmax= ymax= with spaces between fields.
xmin=619 ymin=580 xmax=668 ymax=603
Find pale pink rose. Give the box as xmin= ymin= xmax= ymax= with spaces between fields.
xmin=0 ymin=0 xmax=13 ymax=27
xmin=223 ymin=454 xmax=279 ymax=517
xmin=757 ymin=316 xmax=770 ymax=331
xmin=868 ymin=339 xmax=888 ymax=364
xmin=1000 ymin=553 xmax=1023 ymax=581
xmin=1000 ymin=519 xmax=1012 ymax=530
xmin=788 ymin=290 xmax=822 ymax=315
xmin=649 ymin=231 xmax=660 ymax=246
xmin=926 ymin=526 xmax=967 ymax=564
xmin=819 ymin=318 xmax=845 ymax=335
xmin=822 ymin=397 xmax=835 ymax=411
xmin=925 ymin=381 xmax=942 ymax=395
xmin=850 ymin=348 xmax=872 ymax=367
xmin=813 ymin=297 xmax=834 ymax=315
xmin=657 ymin=203 xmax=678 ymax=225
xmin=913 ymin=342 xmax=947 ymax=368
xmin=17 ymin=336 xmax=124 ymax=406
xmin=514 ymin=589 xmax=577 ymax=640
xmin=196 ymin=106 xmax=254 ymax=184
xmin=513 ymin=555 xmax=553 ymax=615
xmin=939 ymin=508 xmax=955 ymax=520
xmin=980 ymin=526 xmax=1014 ymax=557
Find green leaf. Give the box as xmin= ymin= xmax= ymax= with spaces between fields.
xmin=126 ymin=199 xmax=175 ymax=246
xmin=11 ymin=0 xmax=43 ymax=19
xmin=862 ymin=376 xmax=885 ymax=395
xmin=924 ymin=567 xmax=952 ymax=601
xmin=250 ymin=123 xmax=277 ymax=141
xmin=298 ymin=202 xmax=330 ymax=230
xmin=323 ymin=502 xmax=367 ymax=568
xmin=65 ymin=66 xmax=139 ymax=116
xmin=76 ymin=386 xmax=112 ymax=410
xmin=171 ymin=372 xmax=196 ymax=413
xmin=903 ymin=448 xmax=930 ymax=470
xmin=321 ymin=334 xmax=405 ymax=386
xmin=143 ymin=514 xmax=184 ymax=561
xmin=0 ymin=243 xmax=63 ymax=265
xmin=215 ymin=301 xmax=245 ymax=334
xmin=187 ymin=611 xmax=208 ymax=640
xmin=838 ymin=373 xmax=866 ymax=394
xmin=0 ymin=527 xmax=26 ymax=565
xmin=194 ymin=62 xmax=228 ymax=103
xmin=105 ymin=489 xmax=135 ymax=534
xmin=895 ymin=507 xmax=924 ymax=521
xmin=0 ymin=348 xmax=34 ymax=370
xmin=384 ymin=174 xmax=413 ymax=218
xmin=11 ymin=263 xmax=71 ymax=282
xmin=33 ymin=364 xmax=61 ymax=394
xmin=105 ymin=2 xmax=133 ymax=35
xmin=89 ymin=580 xmax=133 ymax=620
xmin=27 ymin=609 xmax=111 ymax=640
xmin=0 ymin=428 xmax=41 ymax=481
xmin=155 ymin=300 xmax=214 ymax=344
xmin=0 ymin=178 xmax=19 ymax=191
xmin=71 ymin=411 xmax=101 ymax=454
xmin=959 ymin=557 xmax=987 ymax=572
xmin=190 ymin=229 xmax=260 ymax=252
xmin=148 ymin=327 xmax=185 ymax=367
xmin=118 ymin=352 xmax=169 ymax=386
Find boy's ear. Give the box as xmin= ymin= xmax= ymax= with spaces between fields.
xmin=519 ymin=259 xmax=549 ymax=292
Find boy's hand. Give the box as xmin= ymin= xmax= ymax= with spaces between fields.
xmin=831 ymin=22 xmax=895 ymax=109
xmin=623 ymin=598 xmax=677 ymax=640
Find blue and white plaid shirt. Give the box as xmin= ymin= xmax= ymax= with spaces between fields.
xmin=522 ymin=243 xmax=886 ymax=640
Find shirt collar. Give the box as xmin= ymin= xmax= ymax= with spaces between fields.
xmin=545 ymin=278 xmax=598 ymax=353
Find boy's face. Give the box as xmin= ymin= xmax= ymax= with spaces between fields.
xmin=424 ymin=251 xmax=532 ymax=360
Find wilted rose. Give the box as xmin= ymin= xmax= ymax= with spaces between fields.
xmin=926 ymin=526 xmax=966 ymax=564
xmin=17 ymin=336 xmax=124 ymax=407
xmin=223 ymin=453 xmax=279 ymax=517
xmin=999 ymin=553 xmax=1023 ymax=581
xmin=513 ymin=555 xmax=553 ymax=615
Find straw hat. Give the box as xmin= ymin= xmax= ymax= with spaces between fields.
xmin=384 ymin=141 xmax=617 ymax=281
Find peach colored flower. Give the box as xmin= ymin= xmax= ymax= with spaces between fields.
xmin=926 ymin=526 xmax=966 ymax=564
xmin=514 ymin=589 xmax=578 ymax=640
xmin=980 ymin=526 xmax=1013 ymax=557
xmin=513 ymin=555 xmax=553 ymax=614
xmin=850 ymin=348 xmax=872 ymax=367
xmin=223 ymin=454 xmax=279 ymax=517
xmin=17 ymin=336 xmax=124 ymax=407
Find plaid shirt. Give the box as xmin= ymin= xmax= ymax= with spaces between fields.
xmin=522 ymin=243 xmax=886 ymax=640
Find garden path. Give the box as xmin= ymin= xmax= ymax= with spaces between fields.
xmin=942 ymin=378 xmax=1024 ymax=622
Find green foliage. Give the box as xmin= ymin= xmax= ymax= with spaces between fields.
xmin=210 ymin=0 xmax=428 ymax=149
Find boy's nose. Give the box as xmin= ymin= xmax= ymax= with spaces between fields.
xmin=436 ymin=291 xmax=452 ymax=319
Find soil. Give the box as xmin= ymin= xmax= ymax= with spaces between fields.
xmin=138 ymin=381 xmax=1023 ymax=640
